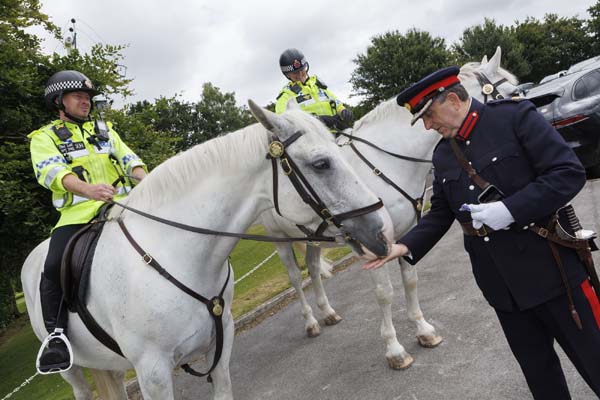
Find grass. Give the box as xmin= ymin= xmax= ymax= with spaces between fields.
xmin=1 ymin=225 xmax=351 ymax=400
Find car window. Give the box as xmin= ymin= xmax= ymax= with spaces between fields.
xmin=572 ymin=70 xmax=600 ymax=100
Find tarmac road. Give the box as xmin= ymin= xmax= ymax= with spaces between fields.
xmin=167 ymin=179 xmax=600 ymax=400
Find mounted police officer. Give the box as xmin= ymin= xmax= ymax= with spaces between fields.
xmin=28 ymin=70 xmax=147 ymax=373
xmin=276 ymin=48 xmax=353 ymax=131
xmin=363 ymin=67 xmax=600 ymax=399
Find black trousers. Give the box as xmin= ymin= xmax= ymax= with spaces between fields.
xmin=495 ymin=280 xmax=600 ymax=400
xmin=40 ymin=224 xmax=86 ymax=333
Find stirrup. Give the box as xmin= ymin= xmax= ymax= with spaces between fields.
xmin=36 ymin=328 xmax=73 ymax=374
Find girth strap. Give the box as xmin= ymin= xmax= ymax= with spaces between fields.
xmin=118 ymin=219 xmax=231 ymax=379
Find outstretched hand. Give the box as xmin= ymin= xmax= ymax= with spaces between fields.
xmin=361 ymin=243 xmax=409 ymax=270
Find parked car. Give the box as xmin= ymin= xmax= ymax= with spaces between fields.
xmin=524 ymin=57 xmax=600 ymax=177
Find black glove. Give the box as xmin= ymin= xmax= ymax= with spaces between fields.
xmin=340 ymin=108 xmax=353 ymax=123
xmin=318 ymin=115 xmax=347 ymax=131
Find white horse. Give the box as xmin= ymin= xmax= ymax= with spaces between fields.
xmin=21 ymin=100 xmax=394 ymax=400
xmin=259 ymin=47 xmax=522 ymax=369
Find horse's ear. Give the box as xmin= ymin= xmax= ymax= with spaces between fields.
xmin=285 ymin=97 xmax=301 ymax=111
xmin=248 ymin=99 xmax=291 ymax=135
xmin=481 ymin=54 xmax=488 ymax=65
xmin=485 ymin=46 xmax=502 ymax=74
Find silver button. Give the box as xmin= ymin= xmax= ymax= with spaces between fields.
xmin=492 ymin=157 xmax=498 ymax=162
xmin=484 ymin=237 xmax=490 ymax=242
xmin=443 ymin=178 xmax=446 ymax=183
xmin=468 ymin=161 xmax=472 ymax=165
xmin=466 ymin=140 xmax=471 ymax=146
xmin=529 ymin=222 xmax=535 ymax=226
xmin=469 ymin=185 xmax=475 ymax=190
xmin=523 ymin=225 xmax=528 ymax=230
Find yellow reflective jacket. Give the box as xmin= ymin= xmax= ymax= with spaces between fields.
xmin=28 ymin=119 xmax=147 ymax=229
xmin=275 ymin=75 xmax=345 ymax=116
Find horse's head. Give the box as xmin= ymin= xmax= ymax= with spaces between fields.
xmin=459 ymin=47 xmax=522 ymax=104
xmin=248 ymin=99 xmax=393 ymax=258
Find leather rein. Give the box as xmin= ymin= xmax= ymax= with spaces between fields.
xmin=336 ymin=131 xmax=432 ymax=222
xmin=107 ymin=129 xmax=385 ymax=380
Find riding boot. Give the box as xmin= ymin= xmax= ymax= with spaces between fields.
xmin=38 ymin=273 xmax=71 ymax=373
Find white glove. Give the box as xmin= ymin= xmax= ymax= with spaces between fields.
xmin=467 ymin=202 xmax=515 ymax=230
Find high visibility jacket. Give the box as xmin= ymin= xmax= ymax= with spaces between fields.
xmin=28 ymin=119 xmax=146 ymax=229
xmin=275 ymin=75 xmax=345 ymax=116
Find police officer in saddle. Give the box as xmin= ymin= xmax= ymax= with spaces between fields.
xmin=276 ymin=48 xmax=353 ymax=131
xmin=363 ymin=66 xmax=600 ymax=399
xmin=28 ymin=70 xmax=147 ymax=373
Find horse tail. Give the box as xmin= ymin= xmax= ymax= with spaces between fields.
xmin=89 ymin=369 xmax=127 ymax=400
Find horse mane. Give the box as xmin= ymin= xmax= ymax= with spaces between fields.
xmin=119 ymin=122 xmax=269 ymax=211
xmin=459 ymin=62 xmax=519 ymax=85
xmin=354 ymin=97 xmax=408 ymax=131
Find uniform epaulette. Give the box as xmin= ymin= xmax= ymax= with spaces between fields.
xmin=486 ymin=96 xmax=525 ymax=106
xmin=27 ymin=121 xmax=59 ymax=138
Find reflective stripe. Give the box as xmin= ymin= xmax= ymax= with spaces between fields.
xmin=71 ymin=194 xmax=88 ymax=206
xmin=36 ymin=155 xmax=66 ymax=171
xmin=581 ymin=280 xmax=600 ymax=330
xmin=126 ymin=161 xmax=145 ymax=175
xmin=66 ymin=148 xmax=89 ymax=159
xmin=44 ymin=166 xmax=66 ymax=188
xmin=122 ymin=154 xmax=140 ymax=165
xmin=52 ymin=193 xmax=68 ymax=208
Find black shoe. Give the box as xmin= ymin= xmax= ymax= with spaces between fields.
xmin=37 ymin=337 xmax=72 ymax=373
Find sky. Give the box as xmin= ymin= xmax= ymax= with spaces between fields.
xmin=36 ymin=0 xmax=596 ymax=109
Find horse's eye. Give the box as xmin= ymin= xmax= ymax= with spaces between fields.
xmin=312 ymin=159 xmax=330 ymax=170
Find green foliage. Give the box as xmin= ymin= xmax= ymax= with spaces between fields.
xmin=514 ymin=14 xmax=595 ymax=83
xmin=452 ymin=18 xmax=531 ymax=79
xmin=588 ymin=1 xmax=600 ymax=55
xmin=350 ymin=29 xmax=451 ymax=112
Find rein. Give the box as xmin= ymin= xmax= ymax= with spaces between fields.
xmin=336 ymin=131 xmax=431 ymax=221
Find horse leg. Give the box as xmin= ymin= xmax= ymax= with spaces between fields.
xmin=89 ymin=368 xmax=128 ymax=400
xmin=60 ymin=365 xmax=93 ymax=400
xmin=398 ymin=258 xmax=443 ymax=348
xmin=134 ymin=354 xmax=175 ymax=400
xmin=368 ymin=263 xmax=414 ymax=370
xmin=305 ymin=245 xmax=341 ymax=326
xmin=275 ymin=243 xmax=321 ymax=337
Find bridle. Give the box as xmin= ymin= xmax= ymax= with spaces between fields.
xmin=335 ymin=131 xmax=432 ymax=223
xmin=106 ymin=128 xmax=385 ymax=381
xmin=266 ymin=129 xmax=384 ymax=237
xmin=473 ymin=71 xmax=516 ymax=103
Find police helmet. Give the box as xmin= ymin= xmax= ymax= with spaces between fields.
xmin=44 ymin=70 xmax=100 ymax=110
xmin=279 ymin=48 xmax=309 ymax=76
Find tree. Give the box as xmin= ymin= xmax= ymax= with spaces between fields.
xmin=514 ymin=14 xmax=594 ymax=83
xmin=0 ymin=0 xmax=144 ymax=329
xmin=452 ymin=18 xmax=530 ymax=80
xmin=588 ymin=0 xmax=600 ymax=55
xmin=350 ymin=29 xmax=451 ymax=113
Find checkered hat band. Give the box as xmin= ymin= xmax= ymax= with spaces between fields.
xmin=44 ymin=80 xmax=89 ymax=96
xmin=280 ymin=58 xmax=306 ymax=73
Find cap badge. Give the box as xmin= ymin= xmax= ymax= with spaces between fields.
xmin=292 ymin=59 xmax=301 ymax=69
xmin=83 ymin=79 xmax=93 ymax=89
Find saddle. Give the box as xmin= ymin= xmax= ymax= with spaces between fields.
xmin=59 ymin=204 xmax=124 ymax=357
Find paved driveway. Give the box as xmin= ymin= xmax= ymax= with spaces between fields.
xmin=168 ymin=180 xmax=600 ymax=400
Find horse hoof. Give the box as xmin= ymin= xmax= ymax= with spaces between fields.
xmin=417 ymin=334 xmax=443 ymax=348
xmin=307 ymin=325 xmax=321 ymax=338
xmin=387 ymin=353 xmax=414 ymax=370
xmin=323 ymin=314 xmax=342 ymax=326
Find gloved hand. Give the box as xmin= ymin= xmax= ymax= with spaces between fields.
xmin=340 ymin=108 xmax=353 ymax=123
xmin=467 ymin=201 xmax=515 ymax=230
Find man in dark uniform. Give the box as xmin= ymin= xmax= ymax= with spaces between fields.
xmin=363 ymin=66 xmax=600 ymax=399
